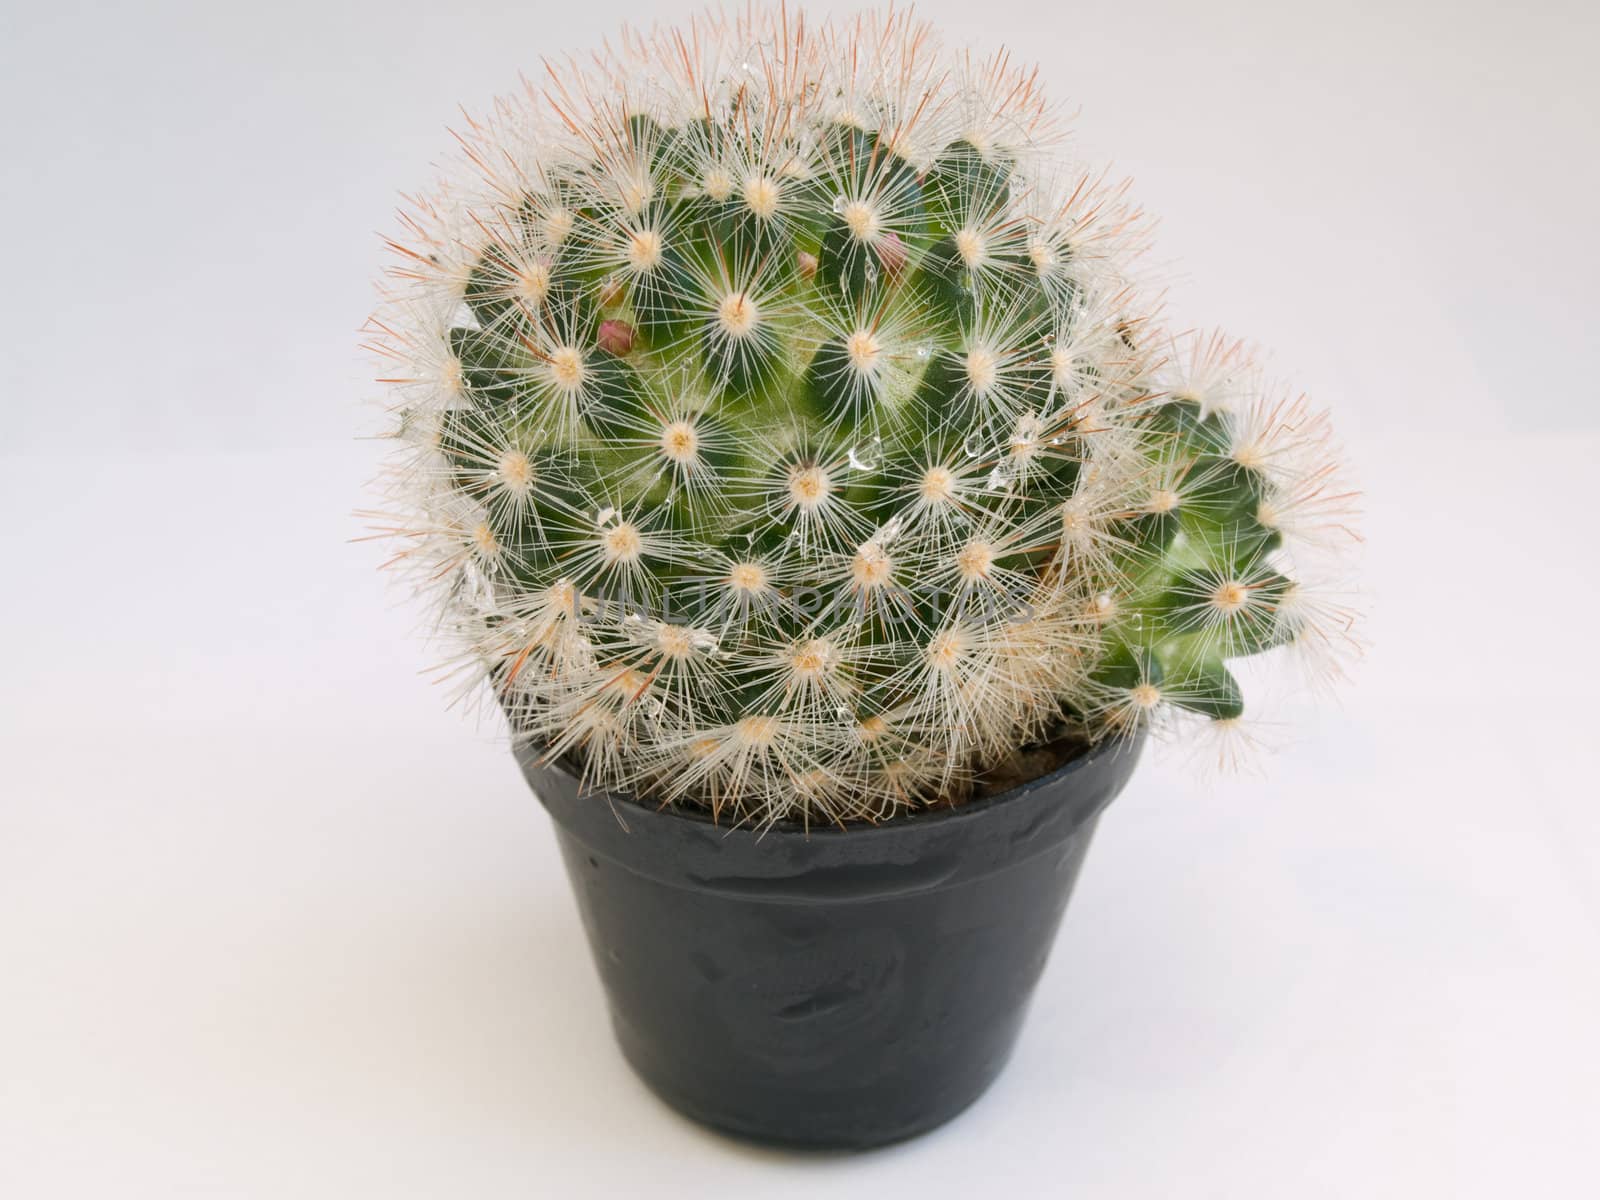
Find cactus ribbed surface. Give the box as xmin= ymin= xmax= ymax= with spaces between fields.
xmin=369 ymin=7 xmax=1359 ymax=826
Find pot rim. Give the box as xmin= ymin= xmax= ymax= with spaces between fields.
xmin=520 ymin=728 xmax=1144 ymax=841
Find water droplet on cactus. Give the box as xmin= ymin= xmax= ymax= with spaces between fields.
xmin=594 ymin=505 xmax=618 ymax=527
xmin=914 ymin=343 xmax=932 ymax=360
xmin=831 ymin=194 xmax=845 ymax=215
xmin=847 ymin=444 xmax=878 ymax=471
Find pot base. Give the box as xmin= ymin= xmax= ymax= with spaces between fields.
xmin=618 ymin=1024 xmax=1015 ymax=1151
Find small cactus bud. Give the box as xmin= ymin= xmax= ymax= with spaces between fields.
xmin=597 ymin=319 xmax=636 ymax=356
xmin=797 ymin=250 xmax=819 ymax=281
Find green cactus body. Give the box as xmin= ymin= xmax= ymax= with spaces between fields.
xmin=370 ymin=8 xmax=1359 ymax=826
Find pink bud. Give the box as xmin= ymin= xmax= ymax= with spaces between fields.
xmin=598 ymin=319 xmax=636 ymax=356
xmin=876 ymin=231 xmax=908 ymax=280
xmin=797 ymin=251 xmax=819 ymax=281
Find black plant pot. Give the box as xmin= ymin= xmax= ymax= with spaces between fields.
xmin=516 ymin=734 xmax=1144 ymax=1150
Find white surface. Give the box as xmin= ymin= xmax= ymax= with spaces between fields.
xmin=3 ymin=1 xmax=1599 ymax=1196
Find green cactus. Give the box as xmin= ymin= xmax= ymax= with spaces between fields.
xmin=369 ymin=7 xmax=1360 ymax=826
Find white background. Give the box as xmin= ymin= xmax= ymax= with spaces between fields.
xmin=3 ymin=0 xmax=1598 ymax=1195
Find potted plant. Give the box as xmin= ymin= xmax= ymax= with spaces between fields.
xmin=366 ymin=5 xmax=1359 ymax=1149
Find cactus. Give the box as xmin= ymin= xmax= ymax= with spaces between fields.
xmin=367 ymin=7 xmax=1360 ymax=827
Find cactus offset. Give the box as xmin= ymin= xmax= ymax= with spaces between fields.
xmin=368 ymin=7 xmax=1360 ymax=827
